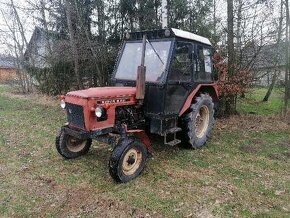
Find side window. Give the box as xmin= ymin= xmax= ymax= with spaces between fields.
xmin=197 ymin=45 xmax=205 ymax=72
xmin=197 ymin=45 xmax=212 ymax=73
xmin=204 ymin=48 xmax=212 ymax=73
xmin=196 ymin=45 xmax=212 ymax=81
xmin=169 ymin=42 xmax=192 ymax=81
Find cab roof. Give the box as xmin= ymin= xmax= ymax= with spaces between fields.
xmin=127 ymin=28 xmax=212 ymax=46
xmin=171 ymin=28 xmax=211 ymax=46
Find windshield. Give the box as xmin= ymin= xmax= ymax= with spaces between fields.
xmin=115 ymin=41 xmax=172 ymax=82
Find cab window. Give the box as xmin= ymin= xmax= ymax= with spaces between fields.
xmin=169 ymin=42 xmax=192 ymax=81
xmin=195 ymin=45 xmax=212 ymax=81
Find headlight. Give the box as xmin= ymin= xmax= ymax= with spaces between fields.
xmin=95 ymin=107 xmax=104 ymax=118
xmin=60 ymin=100 xmax=66 ymax=109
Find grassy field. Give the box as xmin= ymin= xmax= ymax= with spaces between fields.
xmin=238 ymin=87 xmax=286 ymax=116
xmin=0 ymin=85 xmax=289 ymax=217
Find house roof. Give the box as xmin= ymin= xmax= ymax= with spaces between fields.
xmin=0 ymin=55 xmax=16 ymax=69
xmin=25 ymin=26 xmax=61 ymax=58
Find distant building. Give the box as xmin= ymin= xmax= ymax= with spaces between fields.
xmin=24 ymin=27 xmax=55 ymax=69
xmin=0 ymin=55 xmax=17 ymax=82
xmin=24 ymin=26 xmax=71 ymax=69
xmin=242 ymin=42 xmax=286 ymax=86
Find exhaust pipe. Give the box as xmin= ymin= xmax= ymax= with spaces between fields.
xmin=136 ymin=34 xmax=146 ymax=102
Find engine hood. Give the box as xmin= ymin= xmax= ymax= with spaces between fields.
xmin=66 ymin=86 xmax=136 ymax=99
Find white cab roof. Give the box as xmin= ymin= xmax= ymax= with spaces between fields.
xmin=171 ymin=28 xmax=212 ymax=46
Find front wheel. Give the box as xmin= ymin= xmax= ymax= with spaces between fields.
xmin=181 ymin=93 xmax=214 ymax=148
xmin=56 ymin=128 xmax=92 ymax=159
xmin=109 ymin=138 xmax=148 ymax=183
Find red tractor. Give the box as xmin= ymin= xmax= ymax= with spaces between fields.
xmin=56 ymin=28 xmax=219 ymax=183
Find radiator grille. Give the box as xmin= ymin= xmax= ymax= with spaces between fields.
xmin=66 ymin=103 xmax=85 ymax=129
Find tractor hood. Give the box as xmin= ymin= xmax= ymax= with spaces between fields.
xmin=66 ymin=86 xmax=136 ymax=99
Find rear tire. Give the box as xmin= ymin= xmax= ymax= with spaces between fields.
xmin=56 ymin=128 xmax=92 ymax=159
xmin=181 ymin=94 xmax=214 ymax=148
xmin=109 ymin=138 xmax=148 ymax=183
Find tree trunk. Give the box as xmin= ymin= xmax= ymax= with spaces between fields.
xmin=236 ymin=0 xmax=242 ymax=65
xmin=213 ymin=0 xmax=217 ymax=46
xmin=155 ymin=0 xmax=159 ymax=26
xmin=129 ymin=16 xmax=134 ymax=32
xmin=263 ymin=72 xmax=278 ymax=102
xmin=64 ymin=0 xmax=82 ymax=89
xmin=284 ymin=0 xmax=290 ymax=115
xmin=227 ymin=0 xmax=235 ymax=76
xmin=74 ymin=0 xmax=103 ymax=86
xmin=40 ymin=0 xmax=52 ymax=56
xmin=97 ymin=0 xmax=105 ymax=42
xmin=263 ymin=0 xmax=283 ymax=102
xmin=226 ymin=0 xmax=236 ymax=115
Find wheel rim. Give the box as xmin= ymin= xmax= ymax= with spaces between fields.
xmin=122 ymin=148 xmax=142 ymax=176
xmin=195 ymin=105 xmax=210 ymax=138
xmin=66 ymin=136 xmax=86 ymax=152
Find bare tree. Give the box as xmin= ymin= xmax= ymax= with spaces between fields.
xmin=0 ymin=0 xmax=32 ymax=93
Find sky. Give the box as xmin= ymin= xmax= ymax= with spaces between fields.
xmin=0 ymin=0 xmax=225 ymax=54
xmin=0 ymin=0 xmax=34 ymax=54
xmin=0 ymin=0 xmax=283 ymax=54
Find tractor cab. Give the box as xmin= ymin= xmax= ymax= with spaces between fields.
xmin=113 ymin=28 xmax=213 ymax=86
xmin=112 ymin=28 xmax=218 ymax=137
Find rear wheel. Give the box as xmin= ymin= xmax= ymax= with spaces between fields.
xmin=56 ymin=128 xmax=92 ymax=159
xmin=109 ymin=138 xmax=147 ymax=183
xmin=181 ymin=94 xmax=214 ymax=148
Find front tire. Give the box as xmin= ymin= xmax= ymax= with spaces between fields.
xmin=181 ymin=94 xmax=214 ymax=148
xmin=56 ymin=128 xmax=92 ymax=159
xmin=109 ymin=138 xmax=148 ymax=183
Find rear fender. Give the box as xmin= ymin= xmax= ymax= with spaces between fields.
xmin=179 ymin=83 xmax=219 ymax=116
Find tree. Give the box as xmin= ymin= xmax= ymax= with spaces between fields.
xmin=285 ymin=0 xmax=290 ymax=115
xmin=227 ymin=0 xmax=234 ymax=76
xmin=0 ymin=0 xmax=33 ymax=93
xmin=217 ymin=0 xmax=237 ymax=116
xmin=64 ymin=0 xmax=82 ymax=89
xmin=263 ymin=0 xmax=284 ymax=102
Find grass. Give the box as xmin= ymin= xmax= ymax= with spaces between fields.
xmin=238 ymin=87 xmax=286 ymax=115
xmin=0 ymin=85 xmax=289 ymax=217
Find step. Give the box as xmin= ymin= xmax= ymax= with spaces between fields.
xmin=165 ymin=127 xmax=182 ymax=134
xmin=166 ymin=139 xmax=181 ymax=146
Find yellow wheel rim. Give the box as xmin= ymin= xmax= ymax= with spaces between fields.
xmin=67 ymin=136 xmax=86 ymax=152
xmin=122 ymin=148 xmax=142 ymax=176
xmin=195 ymin=105 xmax=210 ymax=138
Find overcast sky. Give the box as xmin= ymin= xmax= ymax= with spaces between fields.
xmin=0 ymin=0 xmax=35 ymax=54
xmin=0 ymin=0 xmax=282 ymax=54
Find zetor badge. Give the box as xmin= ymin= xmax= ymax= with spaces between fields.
xmin=56 ymin=28 xmax=219 ymax=183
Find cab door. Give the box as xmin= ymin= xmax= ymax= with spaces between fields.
xmin=164 ymin=41 xmax=194 ymax=115
xmin=194 ymin=44 xmax=213 ymax=82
